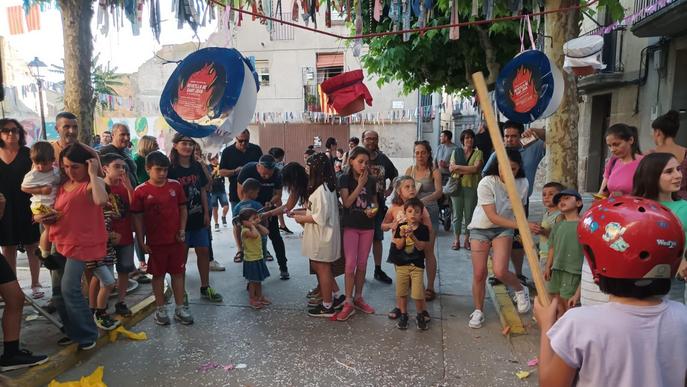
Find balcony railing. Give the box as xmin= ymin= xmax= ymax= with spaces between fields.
xmin=633 ymin=0 xmax=671 ymax=25
xmin=270 ymin=13 xmax=295 ymax=41
xmin=304 ymin=85 xmax=323 ymax=112
xmin=582 ymin=26 xmax=625 ymax=74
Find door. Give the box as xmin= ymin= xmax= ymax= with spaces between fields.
xmin=585 ymin=94 xmax=612 ymax=192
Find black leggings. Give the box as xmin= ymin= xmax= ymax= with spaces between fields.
xmin=267 ymin=216 xmax=287 ymax=271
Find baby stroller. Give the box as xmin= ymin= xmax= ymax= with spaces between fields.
xmin=438 ymin=194 xmax=452 ymax=232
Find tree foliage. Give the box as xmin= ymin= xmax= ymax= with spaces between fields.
xmin=360 ymin=1 xmax=521 ymax=94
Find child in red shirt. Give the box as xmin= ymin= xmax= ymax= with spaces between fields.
xmin=131 ymin=152 xmax=191 ymax=326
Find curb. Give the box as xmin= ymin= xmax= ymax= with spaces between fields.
xmin=12 ymin=285 xmax=170 ymax=387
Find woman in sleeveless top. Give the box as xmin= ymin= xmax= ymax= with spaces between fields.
xmin=449 ymin=129 xmax=484 ymax=251
xmin=42 ymin=143 xmax=108 ymax=348
xmin=405 ymin=141 xmax=442 ymax=301
xmin=650 ymin=110 xmax=687 ymax=200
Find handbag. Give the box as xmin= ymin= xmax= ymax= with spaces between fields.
xmin=443 ymin=147 xmax=467 ymax=196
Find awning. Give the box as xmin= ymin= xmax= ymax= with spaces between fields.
xmin=316 ymin=53 xmax=344 ymax=68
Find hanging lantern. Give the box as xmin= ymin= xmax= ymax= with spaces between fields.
xmin=563 ymin=35 xmax=606 ymax=77
xmin=495 ymin=50 xmax=565 ymax=124
xmin=320 ymin=69 xmax=373 ymax=116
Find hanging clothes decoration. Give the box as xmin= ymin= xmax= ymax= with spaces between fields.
xmin=160 ymin=47 xmax=259 ymax=140
xmin=402 ymin=0 xmax=410 ymax=41
xmin=471 ymin=0 xmax=478 ymax=18
xmin=346 ymin=0 xmax=351 ymax=21
xmin=448 ymin=0 xmax=459 ymax=40
xmin=353 ymin=0 xmax=363 ymax=56
xmin=320 ymin=70 xmax=373 ymax=116
xmin=484 ymin=0 xmax=494 ymax=20
xmin=373 ymin=0 xmax=382 ymax=21
xmin=390 ymin=0 xmax=401 ymax=31
xmin=326 ymin=0 xmax=332 ymax=27
xmin=258 ymin=0 xmax=267 ymax=24
xmin=292 ymin=0 xmax=299 ymax=20
xmin=149 ymin=0 xmax=161 ymax=42
xmin=309 ymin=0 xmax=317 ymax=27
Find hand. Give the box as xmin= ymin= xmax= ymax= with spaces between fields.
xmin=567 ymin=293 xmax=580 ymax=309
xmin=34 ymin=212 xmax=58 ymax=225
xmin=86 ymin=158 xmax=100 ymax=177
xmin=234 ymin=166 xmax=242 ymax=176
xmin=176 ymin=230 xmax=186 ymax=243
xmin=358 ymin=169 xmax=369 ymax=187
xmin=543 ymin=267 xmax=552 ymax=281
xmin=529 ymin=222 xmax=542 ymax=234
xmin=677 ymin=259 xmax=687 ymax=279
xmin=110 ymin=232 xmax=121 ymax=245
xmin=533 ymin=296 xmax=560 ymax=330
xmin=293 ymin=214 xmax=307 ymax=224
xmin=203 ymin=213 xmax=210 ymax=227
xmin=384 ymin=187 xmax=393 ymax=198
xmin=438 ymin=160 xmax=448 ymax=169
xmin=522 ymin=129 xmax=539 ymax=139
xmin=141 ymin=243 xmax=152 ymax=254
xmin=0 ymin=193 xmax=5 ymax=219
xmin=121 ymin=173 xmax=134 ymax=191
xmin=39 ymin=185 xmax=53 ymax=195
xmin=364 ymin=207 xmax=378 ymax=218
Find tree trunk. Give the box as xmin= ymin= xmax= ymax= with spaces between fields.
xmin=475 ymin=25 xmax=500 ymax=86
xmin=60 ymin=0 xmax=94 ymax=145
xmin=544 ymin=0 xmax=580 ymax=188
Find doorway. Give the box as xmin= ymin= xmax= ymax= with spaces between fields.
xmin=585 ymin=94 xmax=612 ymax=192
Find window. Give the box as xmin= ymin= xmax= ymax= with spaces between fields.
xmin=315 ymin=53 xmax=344 ymax=83
xmin=255 ymin=60 xmax=270 ymax=87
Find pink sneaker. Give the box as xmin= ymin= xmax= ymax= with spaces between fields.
xmin=353 ymin=298 xmax=375 ymax=314
xmin=336 ymin=303 xmax=356 ymax=321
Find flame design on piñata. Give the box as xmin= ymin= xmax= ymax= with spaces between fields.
xmin=509 ymin=66 xmax=538 ymax=113
xmin=172 ymin=63 xmax=219 ymax=121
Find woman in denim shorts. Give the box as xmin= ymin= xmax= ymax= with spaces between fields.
xmin=466 ymin=149 xmax=542 ymax=329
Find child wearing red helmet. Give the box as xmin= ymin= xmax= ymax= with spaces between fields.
xmin=534 ymin=196 xmax=687 ymax=387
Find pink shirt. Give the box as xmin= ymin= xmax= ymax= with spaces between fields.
xmin=49 ymin=182 xmax=107 ymax=261
xmin=604 ymin=155 xmax=644 ymax=195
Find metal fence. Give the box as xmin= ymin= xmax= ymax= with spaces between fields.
xmin=270 ymin=13 xmax=295 ymax=41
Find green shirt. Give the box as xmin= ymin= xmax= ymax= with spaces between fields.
xmin=539 ymin=209 xmax=560 ymax=259
xmin=661 ymin=199 xmax=687 ymax=243
xmin=133 ymin=154 xmax=149 ymax=185
xmin=450 ymin=148 xmax=483 ymax=188
xmin=550 ymin=220 xmax=584 ymax=274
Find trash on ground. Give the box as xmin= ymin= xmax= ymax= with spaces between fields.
xmin=49 ymin=366 xmax=106 ymax=387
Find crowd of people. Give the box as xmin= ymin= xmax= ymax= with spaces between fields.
xmin=2 ymin=109 xmax=687 ymax=385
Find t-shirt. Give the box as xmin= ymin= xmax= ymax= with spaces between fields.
xmin=301 ymin=184 xmax=341 ymax=262
xmin=338 ymin=173 xmax=377 ymax=229
xmin=168 ymin=161 xmax=209 ymax=231
xmin=233 ymin=199 xmax=263 ymax=217
xmin=241 ymin=227 xmax=263 ymax=262
xmin=468 ymin=176 xmax=529 ymax=230
xmin=482 ymin=140 xmax=545 ymax=197
xmin=108 ymin=183 xmax=134 ymax=246
xmin=387 ymin=222 xmax=430 ymax=267
xmin=548 ymin=300 xmax=687 ymax=387
xmin=237 ymin=162 xmax=282 ymax=206
xmin=209 ymin=164 xmax=226 ymax=193
xmin=21 ymin=168 xmax=61 ymax=207
xmin=130 ymin=180 xmax=187 ymax=246
xmin=661 ymin=200 xmax=687 ymax=243
xmin=539 ymin=209 xmax=560 ymax=259
xmin=99 ymin=144 xmax=138 ymax=185
xmin=369 ymin=151 xmax=398 ymax=205
xmin=219 ymin=143 xmax=263 ymax=202
xmin=604 ymin=155 xmax=644 ymax=195
xmin=549 ymin=220 xmax=584 ymax=274
xmin=435 ymin=143 xmax=458 ymax=176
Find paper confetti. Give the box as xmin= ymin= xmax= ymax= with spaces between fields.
xmin=235 ymin=364 xmax=247 ymax=369
xmin=49 ymin=366 xmax=106 ymax=387
xmin=515 ymin=370 xmax=531 ymax=380
xmin=527 ymin=358 xmax=539 ymax=367
xmin=108 ymin=326 xmax=147 ymax=343
xmin=198 ymin=362 xmax=221 ymax=372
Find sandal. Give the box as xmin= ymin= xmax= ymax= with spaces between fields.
xmin=387 ymin=307 xmax=402 ymax=320
xmin=451 ymin=240 xmax=460 ymax=250
xmin=31 ymin=286 xmax=45 ymax=299
xmin=249 ymin=300 xmax=263 ymax=309
xmin=234 ymin=251 xmax=244 ymax=263
xmin=464 ymin=238 xmax=471 ymax=250
xmin=425 ymin=289 xmax=437 ymax=302
xmin=259 ymin=298 xmax=272 ymax=305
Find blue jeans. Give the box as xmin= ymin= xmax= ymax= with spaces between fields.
xmin=51 ymin=258 xmax=99 ymax=345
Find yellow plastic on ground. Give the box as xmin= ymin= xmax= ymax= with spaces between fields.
xmin=107 ymin=326 xmax=148 ymax=343
xmin=48 ymin=366 xmax=106 ymax=387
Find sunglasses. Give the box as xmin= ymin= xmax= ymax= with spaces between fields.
xmin=1 ymin=127 xmax=19 ymax=134
xmin=236 ymin=139 xmax=248 ymax=144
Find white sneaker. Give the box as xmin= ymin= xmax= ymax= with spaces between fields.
xmin=514 ymin=287 xmax=531 ymax=314
xmin=209 ymin=260 xmax=226 ymax=271
xmin=468 ymin=309 xmax=485 ymax=329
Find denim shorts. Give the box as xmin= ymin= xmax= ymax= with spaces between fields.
xmin=114 ymin=244 xmax=135 ymax=274
xmin=186 ymin=227 xmax=210 ymax=248
xmin=469 ymin=227 xmax=514 ymax=242
xmin=210 ymin=192 xmax=229 ymax=208
xmin=373 ymin=205 xmax=388 ymax=241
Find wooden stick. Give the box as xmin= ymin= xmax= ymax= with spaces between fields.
xmin=471 ymin=72 xmax=551 ymax=307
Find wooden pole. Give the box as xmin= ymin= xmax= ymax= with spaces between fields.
xmin=471 ymin=72 xmax=551 ymax=306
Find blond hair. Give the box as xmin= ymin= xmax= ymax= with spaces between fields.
xmin=136 ymin=135 xmax=158 ymax=157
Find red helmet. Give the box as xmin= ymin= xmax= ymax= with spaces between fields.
xmin=577 ymin=195 xmax=685 ymax=282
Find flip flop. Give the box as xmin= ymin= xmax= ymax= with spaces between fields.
xmin=425 ymin=289 xmax=437 ymax=302
xmin=451 ymin=241 xmax=460 ymax=250
xmin=387 ymin=307 xmax=402 ymax=319
xmin=234 ymin=251 xmax=244 ymax=263
xmin=31 ymin=286 xmax=45 ymax=299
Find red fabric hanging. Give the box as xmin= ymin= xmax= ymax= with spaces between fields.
xmin=320 ymin=70 xmax=373 ymax=116
xmin=26 ymin=5 xmax=41 ymax=32
xmin=7 ymin=6 xmax=24 ymax=35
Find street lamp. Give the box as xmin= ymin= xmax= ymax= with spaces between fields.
xmin=27 ymin=56 xmax=47 ymax=140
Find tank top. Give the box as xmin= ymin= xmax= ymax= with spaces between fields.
xmin=410 ymin=166 xmax=437 ymax=205
xmin=49 ymin=182 xmax=107 ymax=261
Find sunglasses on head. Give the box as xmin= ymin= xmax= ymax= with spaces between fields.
xmin=1 ymin=127 xmax=19 ymax=134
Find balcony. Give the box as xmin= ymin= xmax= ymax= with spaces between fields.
xmin=632 ymin=0 xmax=687 ymax=37
xmin=577 ymin=28 xmax=627 ymax=94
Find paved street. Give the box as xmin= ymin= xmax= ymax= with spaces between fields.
xmin=45 ymin=207 xmax=540 ymax=386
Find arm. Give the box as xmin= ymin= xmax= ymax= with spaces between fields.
xmin=411 ymin=233 xmax=427 ymax=251
xmin=242 ymin=225 xmax=261 ymax=239
xmin=21 ymin=185 xmax=52 ymax=195
xmin=544 ymin=247 xmax=554 ymax=280
xmin=255 ymin=223 xmax=269 ymax=236
xmin=381 ymin=207 xmax=398 ymax=231
xmin=218 ymin=166 xmax=242 ymax=178
xmin=0 ymin=193 xmax=5 ymax=220
xmin=533 ymin=298 xmax=577 ymax=387
xmin=453 ymin=158 xmax=484 ymax=174
xmin=270 ymin=188 xmax=283 ymax=207
xmin=178 ymin=205 xmax=188 ymax=240
xmin=523 ymin=128 xmax=546 ymax=142
xmin=596 ymin=177 xmax=609 ymax=197
xmin=133 ymin=213 xmax=151 ymax=253
xmin=86 ymin=159 xmax=109 ymax=205
xmin=340 ymin=171 xmax=369 ymax=208
xmin=483 ymin=204 xmax=541 ymax=234
xmin=392 ymin=236 xmax=405 ymax=250
xmin=201 ymin=186 xmax=210 ymax=226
